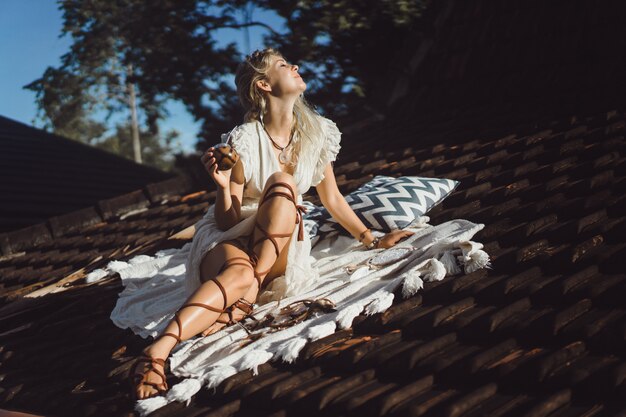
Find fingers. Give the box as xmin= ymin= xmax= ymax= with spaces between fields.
xmin=201 ymin=147 xmax=214 ymax=163
xmin=201 ymin=147 xmax=221 ymax=175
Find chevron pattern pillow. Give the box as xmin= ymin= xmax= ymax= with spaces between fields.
xmin=301 ymin=200 xmax=327 ymax=239
xmin=303 ymin=175 xmax=460 ymax=237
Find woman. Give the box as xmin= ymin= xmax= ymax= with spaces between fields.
xmin=131 ymin=48 xmax=414 ymax=400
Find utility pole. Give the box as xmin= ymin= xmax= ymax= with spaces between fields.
xmin=243 ymin=2 xmax=253 ymax=54
xmin=127 ymin=65 xmax=142 ymax=164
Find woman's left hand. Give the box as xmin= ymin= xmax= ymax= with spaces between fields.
xmin=377 ymin=229 xmax=415 ymax=249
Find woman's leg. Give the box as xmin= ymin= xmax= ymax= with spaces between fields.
xmin=201 ymin=232 xmax=293 ymax=336
xmin=201 ymin=172 xmax=298 ymax=335
xmin=248 ymin=171 xmax=299 ymax=285
xmin=133 ymin=241 xmax=255 ymax=400
xmin=133 ymin=172 xmax=300 ymax=399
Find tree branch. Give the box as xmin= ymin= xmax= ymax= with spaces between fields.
xmin=204 ymin=21 xmax=284 ymax=37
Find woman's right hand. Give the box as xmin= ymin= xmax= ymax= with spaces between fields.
xmin=201 ymin=147 xmax=232 ymax=190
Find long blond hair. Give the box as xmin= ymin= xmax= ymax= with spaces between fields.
xmin=234 ymin=48 xmax=325 ymax=167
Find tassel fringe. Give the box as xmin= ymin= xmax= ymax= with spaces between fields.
xmin=364 ymin=291 xmax=394 ymax=315
xmin=276 ymin=337 xmax=308 ymax=363
xmin=421 ymin=258 xmax=447 ymax=282
xmin=336 ymin=303 xmax=364 ymax=329
xmin=307 ymin=321 xmax=337 ymax=340
xmin=167 ymin=378 xmax=202 ymax=406
xmin=135 ymin=396 xmax=169 ymax=416
xmin=402 ymin=270 xmax=424 ymax=298
xmin=240 ymin=349 xmax=273 ymax=375
xmin=439 ymin=250 xmax=462 ymax=275
xmin=205 ymin=366 xmax=238 ymax=389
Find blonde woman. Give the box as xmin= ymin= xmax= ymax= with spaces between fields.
xmin=131 ymin=48 xmax=413 ymax=400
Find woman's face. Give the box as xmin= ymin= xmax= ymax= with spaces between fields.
xmin=262 ymin=55 xmax=306 ymax=96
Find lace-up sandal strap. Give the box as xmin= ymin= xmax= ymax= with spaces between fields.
xmin=251 ymin=221 xmax=292 ymax=259
xmin=215 ymin=297 xmax=255 ymax=325
xmin=232 ymin=298 xmax=254 ymax=315
xmin=215 ymin=312 xmax=232 ymax=325
xmin=208 ymin=277 xmax=229 ymax=310
xmin=159 ymin=282 xmax=228 ymax=344
xmin=253 ymin=266 xmax=272 ymax=288
xmin=160 ymin=313 xmax=184 ymax=344
xmin=248 ymin=222 xmax=292 ymax=289
xmin=218 ymin=256 xmax=255 ymax=274
xmin=259 ymin=182 xmax=297 ymax=207
xmin=241 ymin=251 xmax=260 ymax=283
xmin=130 ymin=354 xmax=168 ymax=394
xmin=259 ymin=183 xmax=308 ymax=242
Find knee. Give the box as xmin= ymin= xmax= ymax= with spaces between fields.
xmin=265 ymin=172 xmax=297 ymax=193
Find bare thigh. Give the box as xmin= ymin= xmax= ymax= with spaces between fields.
xmin=264 ymin=233 xmax=293 ymax=285
xmin=199 ymin=239 xmax=252 ymax=284
xmin=199 ymin=233 xmax=293 ymax=289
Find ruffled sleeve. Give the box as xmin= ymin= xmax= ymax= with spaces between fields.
xmin=311 ymin=117 xmax=342 ymax=187
xmin=221 ymin=124 xmax=252 ymax=184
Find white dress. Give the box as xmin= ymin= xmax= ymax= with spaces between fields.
xmin=183 ymin=116 xmax=342 ymax=305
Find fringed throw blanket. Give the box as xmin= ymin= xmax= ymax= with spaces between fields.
xmin=103 ymin=217 xmax=490 ymax=416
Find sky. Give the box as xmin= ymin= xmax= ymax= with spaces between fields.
xmin=0 ymin=1 xmax=284 ymax=155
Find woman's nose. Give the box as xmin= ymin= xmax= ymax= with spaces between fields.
xmin=292 ymin=64 xmax=299 ymax=72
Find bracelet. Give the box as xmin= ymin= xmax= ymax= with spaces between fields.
xmin=364 ymin=236 xmax=380 ymax=250
xmin=358 ymin=228 xmax=370 ymax=242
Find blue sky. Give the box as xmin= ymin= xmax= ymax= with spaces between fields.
xmin=0 ymin=1 xmax=284 ymax=155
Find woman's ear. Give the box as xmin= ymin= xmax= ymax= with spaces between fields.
xmin=256 ymin=79 xmax=271 ymax=93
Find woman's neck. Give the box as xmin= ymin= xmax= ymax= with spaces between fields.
xmin=262 ymin=98 xmax=296 ymax=143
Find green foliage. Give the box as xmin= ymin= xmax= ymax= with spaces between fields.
xmin=26 ymin=0 xmax=429 ymax=170
xmin=258 ymin=0 xmax=430 ymax=121
xmin=96 ymin=123 xmax=182 ymax=172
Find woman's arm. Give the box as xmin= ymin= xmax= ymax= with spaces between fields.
xmin=316 ymin=163 xmax=413 ymax=248
xmin=316 ymin=163 xmax=372 ymax=242
xmin=214 ymin=158 xmax=245 ymax=231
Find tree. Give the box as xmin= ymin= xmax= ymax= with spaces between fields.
xmin=257 ymin=0 xmax=430 ymax=122
xmin=96 ymin=123 xmax=182 ymax=172
xmin=26 ymin=0 xmax=430 ymax=170
xmin=26 ymin=0 xmax=248 ymax=168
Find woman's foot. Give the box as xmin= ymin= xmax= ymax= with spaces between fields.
xmin=131 ymin=344 xmax=170 ymax=400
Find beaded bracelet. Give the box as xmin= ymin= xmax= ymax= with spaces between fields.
xmin=364 ymin=236 xmax=381 ymax=250
xmin=358 ymin=228 xmax=380 ymax=249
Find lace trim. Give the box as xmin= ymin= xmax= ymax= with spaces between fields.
xmin=311 ymin=117 xmax=342 ymax=187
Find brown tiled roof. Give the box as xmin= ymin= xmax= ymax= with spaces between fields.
xmin=385 ymin=0 xmax=626 ymax=125
xmin=1 ymin=1 xmax=626 ymax=416
xmin=0 ymin=107 xmax=624 ymax=417
xmin=0 ymin=115 xmax=176 ymax=233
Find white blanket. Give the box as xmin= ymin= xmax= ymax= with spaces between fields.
xmin=103 ymin=217 xmax=490 ymax=415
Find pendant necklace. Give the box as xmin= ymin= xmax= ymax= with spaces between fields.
xmin=261 ymin=123 xmax=294 ymax=164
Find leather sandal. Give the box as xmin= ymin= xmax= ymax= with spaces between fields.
xmin=129 ymin=352 xmax=168 ymax=400
xmin=130 ymin=181 xmax=305 ymax=398
xmin=130 ymin=269 xmax=237 ymax=398
xmin=210 ymin=256 xmax=258 ymax=331
xmin=247 ymin=181 xmax=307 ymax=285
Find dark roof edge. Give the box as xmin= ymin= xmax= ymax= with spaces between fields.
xmin=0 ymin=115 xmax=172 ymax=178
xmin=0 ymin=174 xmax=198 ymax=258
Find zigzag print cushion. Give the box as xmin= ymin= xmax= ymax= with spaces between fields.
xmin=303 ymin=175 xmax=460 ymax=237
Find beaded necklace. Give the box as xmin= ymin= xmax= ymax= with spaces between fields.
xmin=261 ymin=122 xmax=295 ymax=164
